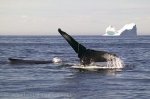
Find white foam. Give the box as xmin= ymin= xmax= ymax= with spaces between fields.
xmin=72 ymin=56 xmax=124 ymax=71
xmin=105 ymin=55 xmax=124 ymax=68
xmin=52 ymin=57 xmax=62 ymax=63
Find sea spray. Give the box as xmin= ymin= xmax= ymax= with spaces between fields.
xmin=72 ymin=54 xmax=125 ymax=70
xmin=105 ymin=54 xmax=124 ymax=68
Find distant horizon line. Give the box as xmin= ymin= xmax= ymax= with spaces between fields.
xmin=0 ymin=34 xmax=149 ymax=36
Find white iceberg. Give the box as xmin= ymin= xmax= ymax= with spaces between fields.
xmin=104 ymin=23 xmax=137 ymax=36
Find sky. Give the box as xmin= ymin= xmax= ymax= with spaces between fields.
xmin=0 ymin=0 xmax=150 ymax=35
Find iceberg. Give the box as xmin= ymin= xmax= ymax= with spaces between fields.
xmin=104 ymin=23 xmax=137 ymax=36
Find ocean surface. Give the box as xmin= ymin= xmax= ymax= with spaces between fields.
xmin=0 ymin=35 xmax=150 ymax=99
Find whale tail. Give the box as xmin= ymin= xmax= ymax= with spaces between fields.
xmin=58 ymin=28 xmax=86 ymax=58
xmin=58 ymin=28 xmax=122 ymax=66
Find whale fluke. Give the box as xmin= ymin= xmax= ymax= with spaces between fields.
xmin=58 ymin=28 xmax=118 ymax=65
xmin=58 ymin=28 xmax=86 ymax=58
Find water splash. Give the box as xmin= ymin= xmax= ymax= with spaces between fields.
xmin=71 ymin=54 xmax=125 ymax=70
xmin=52 ymin=57 xmax=62 ymax=64
xmin=88 ymin=54 xmax=125 ymax=69
xmin=106 ymin=56 xmax=124 ymax=68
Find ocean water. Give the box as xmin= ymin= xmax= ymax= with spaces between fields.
xmin=0 ymin=35 xmax=150 ymax=99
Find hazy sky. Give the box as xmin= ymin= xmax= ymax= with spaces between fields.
xmin=0 ymin=0 xmax=150 ymax=35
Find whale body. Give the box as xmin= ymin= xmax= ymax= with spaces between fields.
xmin=8 ymin=57 xmax=62 ymax=64
xmin=58 ymin=28 xmax=118 ymax=65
